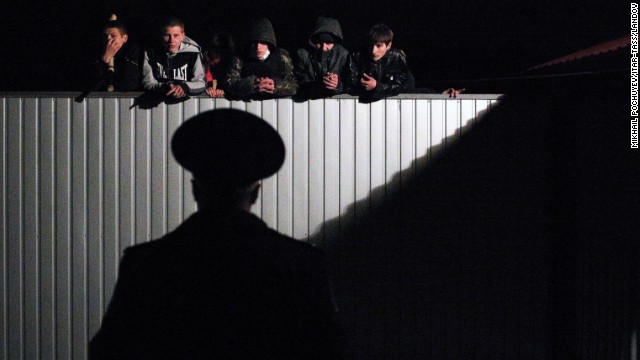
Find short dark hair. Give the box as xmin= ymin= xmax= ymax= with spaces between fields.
xmin=162 ymin=17 xmax=185 ymax=32
xmin=103 ymin=20 xmax=128 ymax=35
xmin=368 ymin=23 xmax=393 ymax=45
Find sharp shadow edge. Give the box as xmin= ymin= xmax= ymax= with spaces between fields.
xmin=310 ymin=74 xmax=638 ymax=359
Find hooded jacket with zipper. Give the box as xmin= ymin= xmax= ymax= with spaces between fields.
xmin=294 ymin=17 xmax=349 ymax=99
xmin=142 ymin=36 xmax=206 ymax=95
xmin=225 ymin=18 xmax=297 ymax=98
xmin=348 ymin=47 xmax=415 ymax=101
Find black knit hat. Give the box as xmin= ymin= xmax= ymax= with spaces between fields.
xmin=171 ymin=109 xmax=285 ymax=187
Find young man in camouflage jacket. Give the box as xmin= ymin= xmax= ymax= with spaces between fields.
xmin=225 ymin=18 xmax=297 ymax=99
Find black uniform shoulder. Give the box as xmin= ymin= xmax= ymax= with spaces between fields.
xmin=120 ymin=233 xmax=176 ymax=262
xmin=263 ymin=231 xmax=329 ymax=275
xmin=234 ymin=216 xmax=326 ymax=264
xmin=122 ymin=211 xmax=323 ymax=262
xmin=266 ymin=227 xmax=324 ymax=255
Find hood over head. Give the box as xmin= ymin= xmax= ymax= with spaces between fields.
xmin=179 ymin=36 xmax=202 ymax=53
xmin=308 ymin=17 xmax=343 ymax=47
xmin=247 ymin=18 xmax=277 ymax=48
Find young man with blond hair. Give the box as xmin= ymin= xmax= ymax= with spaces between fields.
xmin=142 ymin=17 xmax=206 ymax=99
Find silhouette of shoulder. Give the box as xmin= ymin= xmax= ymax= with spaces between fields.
xmin=120 ymin=209 xmax=325 ymax=268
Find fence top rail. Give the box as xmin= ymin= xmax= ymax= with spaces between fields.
xmin=0 ymin=92 xmax=504 ymax=100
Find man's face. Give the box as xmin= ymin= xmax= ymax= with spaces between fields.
xmin=315 ymin=42 xmax=335 ymax=52
xmin=104 ymin=28 xmax=128 ymax=47
xmin=371 ymin=42 xmax=391 ymax=61
xmin=253 ymin=42 xmax=269 ymax=58
xmin=163 ymin=26 xmax=185 ymax=53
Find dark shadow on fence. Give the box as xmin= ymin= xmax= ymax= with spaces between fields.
xmin=311 ymin=73 xmax=638 ymax=359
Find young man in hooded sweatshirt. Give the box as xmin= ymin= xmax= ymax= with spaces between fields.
xmin=142 ymin=17 xmax=206 ymax=99
xmin=294 ymin=17 xmax=350 ymax=99
xmin=225 ymin=18 xmax=297 ymax=99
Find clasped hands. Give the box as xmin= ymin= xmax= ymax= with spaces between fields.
xmin=166 ymin=83 xmax=187 ymax=98
xmin=323 ymin=72 xmax=339 ymax=90
xmin=442 ymin=88 xmax=466 ymax=98
xmin=255 ymin=77 xmax=275 ymax=94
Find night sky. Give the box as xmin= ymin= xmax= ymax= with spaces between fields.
xmin=0 ymin=0 xmax=629 ymax=92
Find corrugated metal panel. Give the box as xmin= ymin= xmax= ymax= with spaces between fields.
xmin=0 ymin=94 xmax=501 ymax=359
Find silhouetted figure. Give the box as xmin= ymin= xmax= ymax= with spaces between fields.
xmin=89 ymin=109 xmax=344 ymax=359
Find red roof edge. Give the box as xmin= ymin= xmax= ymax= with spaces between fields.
xmin=528 ymin=36 xmax=630 ymax=71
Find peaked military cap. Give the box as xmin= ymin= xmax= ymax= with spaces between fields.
xmin=171 ymin=109 xmax=285 ymax=187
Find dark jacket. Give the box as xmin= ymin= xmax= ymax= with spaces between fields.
xmin=348 ymin=47 xmax=415 ymax=101
xmin=294 ymin=17 xmax=349 ymax=99
xmin=89 ymin=209 xmax=344 ymax=359
xmin=225 ymin=18 xmax=297 ymax=98
xmin=141 ymin=36 xmax=206 ymax=95
xmin=91 ymin=42 xmax=143 ymax=92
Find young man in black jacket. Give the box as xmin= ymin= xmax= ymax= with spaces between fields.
xmin=348 ymin=23 xmax=415 ymax=102
xmin=91 ymin=19 xmax=143 ymax=92
xmin=294 ymin=17 xmax=350 ymax=99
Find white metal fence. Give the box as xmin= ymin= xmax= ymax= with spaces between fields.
xmin=0 ymin=93 xmax=498 ymax=359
